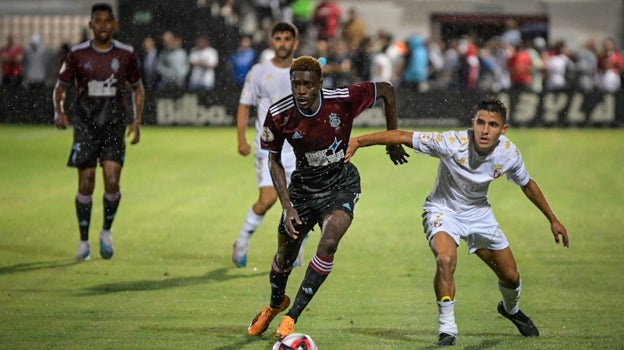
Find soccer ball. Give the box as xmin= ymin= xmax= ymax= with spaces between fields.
xmin=272 ymin=333 xmax=318 ymax=350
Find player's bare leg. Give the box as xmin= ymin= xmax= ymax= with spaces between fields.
xmin=430 ymin=231 xmax=458 ymax=346
xmin=477 ymin=247 xmax=539 ymax=337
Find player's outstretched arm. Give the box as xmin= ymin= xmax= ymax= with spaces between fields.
xmin=521 ymin=178 xmax=570 ymax=247
xmin=345 ymin=129 xmax=414 ymax=163
xmin=375 ymin=82 xmax=410 ymax=165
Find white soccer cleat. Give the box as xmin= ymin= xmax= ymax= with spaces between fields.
xmin=75 ymin=241 xmax=91 ymax=261
xmin=99 ymin=230 xmax=114 ymax=259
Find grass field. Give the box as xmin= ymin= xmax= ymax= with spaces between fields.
xmin=0 ymin=125 xmax=623 ymax=349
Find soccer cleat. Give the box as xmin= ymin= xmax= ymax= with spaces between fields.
xmin=99 ymin=230 xmax=114 ymax=259
xmin=497 ymin=301 xmax=540 ymax=337
xmin=232 ymin=241 xmax=248 ymax=268
xmin=437 ymin=333 xmax=456 ymax=346
xmin=75 ymin=241 xmax=91 ymax=261
xmin=275 ymin=315 xmax=296 ymax=339
xmin=247 ymin=295 xmax=290 ymax=336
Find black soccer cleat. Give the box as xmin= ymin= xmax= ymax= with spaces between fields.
xmin=437 ymin=333 xmax=456 ymax=346
xmin=497 ymin=301 xmax=540 ymax=337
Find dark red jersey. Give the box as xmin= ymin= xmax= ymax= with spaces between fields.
xmin=58 ymin=40 xmax=141 ymax=129
xmin=261 ymin=81 xmax=377 ymax=195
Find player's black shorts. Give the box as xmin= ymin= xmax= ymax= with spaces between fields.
xmin=279 ymin=190 xmax=361 ymax=236
xmin=67 ymin=122 xmax=126 ymax=168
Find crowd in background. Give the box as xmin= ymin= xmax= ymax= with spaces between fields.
xmin=1 ymin=0 xmax=624 ymax=100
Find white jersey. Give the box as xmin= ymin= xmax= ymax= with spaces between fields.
xmin=239 ymin=59 xmax=294 ymax=156
xmin=411 ymin=130 xmax=530 ymax=214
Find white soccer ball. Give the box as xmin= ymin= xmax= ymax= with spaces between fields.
xmin=272 ymin=333 xmax=319 ymax=350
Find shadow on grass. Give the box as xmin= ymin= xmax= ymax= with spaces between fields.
xmin=81 ymin=267 xmax=266 ymax=295
xmin=146 ymin=325 xmax=270 ymax=350
xmin=349 ymin=327 xmax=507 ymax=349
xmin=0 ymin=259 xmax=79 ymax=274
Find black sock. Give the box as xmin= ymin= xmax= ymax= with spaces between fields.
xmin=270 ymin=262 xmax=292 ymax=308
xmin=103 ymin=192 xmax=121 ymax=230
xmin=287 ymin=259 xmax=332 ymax=320
xmin=75 ymin=197 xmax=92 ymax=241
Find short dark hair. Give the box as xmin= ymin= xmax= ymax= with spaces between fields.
xmin=290 ymin=56 xmax=322 ymax=77
xmin=272 ymin=22 xmax=298 ymax=39
xmin=91 ymin=3 xmax=114 ymax=18
xmin=473 ymin=97 xmax=508 ymax=123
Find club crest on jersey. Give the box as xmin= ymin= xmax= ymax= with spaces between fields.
xmin=111 ymin=58 xmax=120 ymax=72
xmin=493 ymin=164 xmax=503 ymax=179
xmin=329 ymin=113 xmax=341 ymax=129
xmin=261 ymin=126 xmax=274 ymax=142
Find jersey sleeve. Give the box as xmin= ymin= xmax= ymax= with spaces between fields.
xmin=348 ymin=81 xmax=377 ymax=118
xmin=127 ymin=51 xmax=142 ymax=86
xmin=57 ymin=51 xmax=76 ymax=85
xmin=505 ymin=146 xmax=531 ymax=186
xmin=411 ymin=131 xmax=450 ymax=158
xmin=260 ymin=112 xmax=285 ymax=153
xmin=239 ymin=64 xmax=259 ymax=106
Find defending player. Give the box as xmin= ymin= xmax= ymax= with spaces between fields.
xmin=233 ymin=22 xmax=308 ymax=268
xmin=53 ymin=3 xmax=144 ymax=260
xmin=246 ymin=56 xmax=409 ymax=338
xmin=345 ymin=98 xmax=569 ymax=346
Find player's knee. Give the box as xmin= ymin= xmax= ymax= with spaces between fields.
xmin=435 ymin=254 xmax=457 ymax=273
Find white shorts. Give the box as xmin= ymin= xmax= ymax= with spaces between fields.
xmin=256 ymin=150 xmax=296 ymax=188
xmin=422 ymin=206 xmax=510 ymax=254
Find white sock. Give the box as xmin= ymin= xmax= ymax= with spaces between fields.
xmin=437 ymin=300 xmax=458 ymax=336
xmin=236 ymin=208 xmax=264 ymax=245
xmin=499 ymin=280 xmax=522 ymax=315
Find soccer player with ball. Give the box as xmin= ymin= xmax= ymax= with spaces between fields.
xmin=247 ymin=55 xmax=408 ymax=338
xmin=345 ymin=97 xmax=569 ymax=346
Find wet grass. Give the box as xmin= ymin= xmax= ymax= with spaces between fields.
xmin=0 ymin=125 xmax=622 ymax=349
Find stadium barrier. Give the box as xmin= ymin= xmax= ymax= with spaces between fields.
xmin=1 ymin=86 xmax=623 ymax=128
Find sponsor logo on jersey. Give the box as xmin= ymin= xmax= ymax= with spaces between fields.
xmin=304 ymin=137 xmax=344 ymax=166
xmin=261 ymin=126 xmax=274 ymax=142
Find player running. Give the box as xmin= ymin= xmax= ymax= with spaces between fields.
xmin=246 ymin=56 xmax=409 ymax=338
xmin=345 ymin=97 xmax=569 ymax=346
xmin=53 ymin=2 xmax=144 ymax=261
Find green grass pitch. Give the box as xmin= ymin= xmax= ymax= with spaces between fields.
xmin=0 ymin=125 xmax=623 ymax=349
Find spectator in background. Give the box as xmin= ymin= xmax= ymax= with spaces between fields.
xmin=313 ymin=0 xmax=342 ymax=54
xmin=597 ymin=37 xmax=623 ymax=92
xmin=141 ymin=36 xmax=158 ymax=91
xmin=544 ymin=39 xmax=572 ymax=91
xmin=228 ymin=34 xmax=258 ymax=87
xmin=0 ymin=33 xmax=24 ymax=87
xmin=527 ymin=37 xmax=546 ymax=93
xmin=400 ymin=34 xmax=430 ymax=92
xmin=188 ymin=34 xmax=219 ymax=92
xmin=342 ymin=7 xmax=367 ymax=55
xmin=290 ymin=0 xmax=315 ymax=41
xmin=502 ymin=18 xmax=521 ymax=48
xmin=570 ymin=38 xmax=598 ymax=93
xmin=24 ymin=34 xmax=48 ymax=90
xmin=156 ymin=31 xmax=189 ymax=92
xmin=369 ymin=32 xmax=393 ymax=83
xmin=508 ymin=38 xmax=533 ymax=91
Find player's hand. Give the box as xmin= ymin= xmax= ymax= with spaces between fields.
xmin=238 ymin=139 xmax=252 ymax=156
xmin=127 ymin=121 xmax=141 ymax=145
xmin=551 ymin=220 xmax=569 ymax=248
xmin=282 ymin=206 xmax=302 ymax=239
xmin=54 ymin=112 xmax=70 ymax=130
xmin=344 ymin=137 xmax=360 ymax=163
xmin=386 ymin=144 xmax=409 ymax=165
